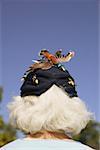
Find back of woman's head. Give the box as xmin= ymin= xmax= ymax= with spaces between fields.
xmin=8 ymin=50 xmax=93 ymax=136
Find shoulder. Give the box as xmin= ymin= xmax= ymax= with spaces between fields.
xmin=82 ymin=145 xmax=95 ymax=150
xmin=0 ymin=140 xmax=21 ymax=150
xmin=0 ymin=139 xmax=95 ymax=150
xmin=73 ymin=141 xmax=95 ymax=150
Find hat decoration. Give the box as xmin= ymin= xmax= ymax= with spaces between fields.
xmin=20 ymin=49 xmax=77 ymax=98
xmin=23 ymin=49 xmax=75 ymax=77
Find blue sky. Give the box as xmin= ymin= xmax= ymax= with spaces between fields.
xmin=0 ymin=0 xmax=99 ymax=125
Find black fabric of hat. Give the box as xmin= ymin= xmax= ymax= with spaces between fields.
xmin=20 ymin=65 xmax=78 ymax=98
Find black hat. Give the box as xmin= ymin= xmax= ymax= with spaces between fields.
xmin=20 ymin=50 xmax=78 ymax=98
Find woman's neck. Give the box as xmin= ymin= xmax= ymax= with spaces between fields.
xmin=27 ymin=131 xmax=72 ymax=140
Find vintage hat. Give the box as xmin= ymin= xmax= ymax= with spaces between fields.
xmin=20 ymin=49 xmax=78 ymax=98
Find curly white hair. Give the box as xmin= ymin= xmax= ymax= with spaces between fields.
xmin=8 ymin=85 xmax=93 ymax=136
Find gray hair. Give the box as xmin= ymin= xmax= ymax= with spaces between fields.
xmin=8 ymin=85 xmax=93 ymax=136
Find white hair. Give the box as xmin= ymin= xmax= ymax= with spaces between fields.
xmin=8 ymin=85 xmax=93 ymax=136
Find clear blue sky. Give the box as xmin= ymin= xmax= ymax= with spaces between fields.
xmin=0 ymin=0 xmax=99 ymax=125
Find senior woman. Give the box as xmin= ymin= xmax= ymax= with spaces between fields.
xmin=1 ymin=50 xmax=94 ymax=150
